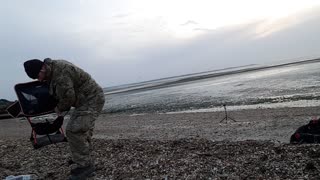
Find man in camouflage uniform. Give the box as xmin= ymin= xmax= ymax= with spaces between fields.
xmin=24 ymin=58 xmax=105 ymax=180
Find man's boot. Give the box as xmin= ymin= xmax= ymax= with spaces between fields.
xmin=69 ymin=164 xmax=95 ymax=180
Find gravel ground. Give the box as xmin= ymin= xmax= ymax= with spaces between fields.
xmin=1 ymin=106 xmax=320 ymax=179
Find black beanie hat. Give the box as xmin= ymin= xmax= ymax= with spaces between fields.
xmin=24 ymin=59 xmax=44 ymax=79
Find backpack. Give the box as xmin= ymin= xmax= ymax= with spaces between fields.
xmin=290 ymin=119 xmax=320 ymax=144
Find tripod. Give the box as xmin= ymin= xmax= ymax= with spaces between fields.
xmin=220 ymin=104 xmax=236 ymax=123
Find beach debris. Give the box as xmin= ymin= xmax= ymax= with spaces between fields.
xmin=5 ymin=174 xmax=37 ymax=180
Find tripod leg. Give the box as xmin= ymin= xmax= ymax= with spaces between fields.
xmin=220 ymin=117 xmax=227 ymax=123
xmin=228 ymin=116 xmax=237 ymax=122
xmin=219 ymin=105 xmax=236 ymax=123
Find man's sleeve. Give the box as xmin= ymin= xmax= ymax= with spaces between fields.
xmin=55 ymin=76 xmax=76 ymax=111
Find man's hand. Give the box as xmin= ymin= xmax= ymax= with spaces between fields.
xmin=54 ymin=107 xmax=61 ymax=116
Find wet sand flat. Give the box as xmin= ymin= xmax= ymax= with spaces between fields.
xmin=1 ymin=106 xmax=319 ymax=142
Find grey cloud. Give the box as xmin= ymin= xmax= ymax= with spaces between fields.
xmin=118 ymin=7 xmax=320 ymax=83
xmin=193 ymin=28 xmax=214 ymax=32
xmin=181 ymin=20 xmax=198 ymax=26
xmin=112 ymin=13 xmax=132 ymax=18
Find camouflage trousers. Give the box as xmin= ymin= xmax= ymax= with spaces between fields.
xmin=66 ymin=92 xmax=105 ymax=168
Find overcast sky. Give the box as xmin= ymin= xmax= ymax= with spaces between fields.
xmin=1 ymin=0 xmax=320 ymax=100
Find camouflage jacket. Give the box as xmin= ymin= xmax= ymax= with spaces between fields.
xmin=43 ymin=58 xmax=104 ymax=111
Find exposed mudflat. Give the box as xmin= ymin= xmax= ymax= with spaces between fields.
xmin=104 ymin=61 xmax=320 ymax=114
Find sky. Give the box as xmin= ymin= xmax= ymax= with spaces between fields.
xmin=1 ymin=0 xmax=320 ymax=100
